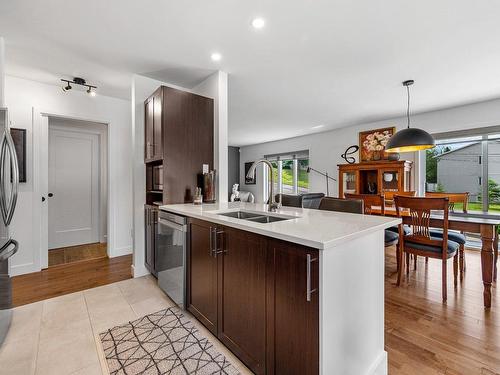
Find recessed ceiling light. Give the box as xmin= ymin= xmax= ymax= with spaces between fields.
xmin=252 ymin=17 xmax=265 ymax=29
xmin=311 ymin=125 xmax=325 ymax=130
xmin=211 ymin=52 xmax=222 ymax=62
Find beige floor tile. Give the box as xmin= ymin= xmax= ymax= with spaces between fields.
xmin=41 ymin=292 xmax=88 ymax=329
xmin=36 ymin=329 xmax=99 ymax=375
xmin=117 ymin=275 xmax=165 ymax=305
xmin=0 ymin=332 xmax=39 ymax=375
xmin=83 ymin=283 xmax=122 ymax=306
xmin=129 ymin=294 xmax=175 ymax=317
xmin=69 ymin=362 xmax=104 ymax=375
xmin=4 ymin=301 xmax=43 ymax=343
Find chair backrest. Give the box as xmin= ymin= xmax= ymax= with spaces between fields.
xmin=275 ymin=194 xmax=303 ymax=208
xmin=301 ymin=193 xmax=325 ymax=209
xmin=319 ymin=197 xmax=364 ymax=214
xmin=425 ymin=192 xmax=469 ymax=213
xmin=394 ymin=196 xmax=450 ymax=258
xmin=383 ymin=191 xmax=416 ymax=206
xmin=344 ymin=193 xmax=385 ymax=215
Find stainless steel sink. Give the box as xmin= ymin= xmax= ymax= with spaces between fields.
xmin=218 ymin=211 xmax=263 ymax=219
xmin=217 ymin=210 xmax=294 ymax=223
xmin=245 ymin=215 xmax=290 ymax=223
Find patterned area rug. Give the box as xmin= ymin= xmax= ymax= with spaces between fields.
xmin=100 ymin=307 xmax=240 ymax=375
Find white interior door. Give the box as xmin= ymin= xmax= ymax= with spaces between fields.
xmin=48 ymin=128 xmax=99 ymax=249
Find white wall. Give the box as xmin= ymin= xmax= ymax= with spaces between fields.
xmin=5 ymin=75 xmax=132 ymax=276
xmin=131 ymin=72 xmax=228 ymax=277
xmin=240 ymin=97 xmax=500 ymax=202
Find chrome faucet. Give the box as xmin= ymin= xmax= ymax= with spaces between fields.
xmin=246 ymin=159 xmax=281 ymax=212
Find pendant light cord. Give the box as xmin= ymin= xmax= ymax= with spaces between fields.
xmin=406 ymin=84 xmax=411 ymax=129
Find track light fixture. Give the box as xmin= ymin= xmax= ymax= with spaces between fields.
xmin=60 ymin=77 xmax=97 ymax=97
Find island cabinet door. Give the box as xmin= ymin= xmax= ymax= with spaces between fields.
xmin=267 ymin=240 xmax=319 ymax=375
xmin=217 ymin=227 xmax=267 ymax=375
xmin=187 ymin=219 xmax=218 ymax=335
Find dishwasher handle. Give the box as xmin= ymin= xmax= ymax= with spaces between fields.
xmin=158 ymin=217 xmax=187 ymax=232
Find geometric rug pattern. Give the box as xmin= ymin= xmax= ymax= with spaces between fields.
xmin=100 ymin=307 xmax=240 ymax=375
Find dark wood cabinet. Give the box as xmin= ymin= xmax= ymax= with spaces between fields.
xmin=144 ymin=88 xmax=163 ymax=162
xmin=218 ymin=227 xmax=267 ymax=374
xmin=187 ymin=218 xmax=319 ymax=375
xmin=144 ymin=205 xmax=157 ymax=276
xmin=187 ymin=219 xmax=218 ymax=334
xmin=267 ymin=240 xmax=319 ymax=375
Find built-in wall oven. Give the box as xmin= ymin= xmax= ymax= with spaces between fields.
xmin=156 ymin=211 xmax=187 ymax=308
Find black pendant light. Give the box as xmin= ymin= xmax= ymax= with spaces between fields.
xmin=385 ymin=80 xmax=435 ymax=153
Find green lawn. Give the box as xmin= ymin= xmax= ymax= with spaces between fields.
xmin=272 ymin=167 xmax=309 ymax=189
xmin=453 ymin=202 xmax=500 ymax=212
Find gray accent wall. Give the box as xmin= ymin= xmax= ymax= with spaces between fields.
xmin=228 ymin=146 xmax=240 ymax=199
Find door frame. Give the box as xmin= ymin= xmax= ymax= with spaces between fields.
xmin=33 ymin=109 xmax=112 ymax=269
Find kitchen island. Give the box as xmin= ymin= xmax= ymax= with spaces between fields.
xmin=160 ymin=202 xmax=400 ymax=375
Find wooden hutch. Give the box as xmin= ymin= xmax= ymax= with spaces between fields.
xmin=338 ymin=160 xmax=413 ymax=198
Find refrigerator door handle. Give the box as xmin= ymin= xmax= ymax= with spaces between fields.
xmin=0 ymin=238 xmax=18 ymax=261
xmin=0 ymin=123 xmax=19 ymax=226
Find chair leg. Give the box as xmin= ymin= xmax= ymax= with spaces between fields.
xmin=459 ymin=244 xmax=465 ymax=280
xmin=453 ymin=254 xmax=458 ymax=288
xmin=396 ymin=243 xmax=400 ymax=273
xmin=442 ymin=259 xmax=447 ymax=302
xmin=405 ymin=253 xmax=410 ymax=275
xmin=397 ymin=248 xmax=404 ymax=286
xmin=425 ymin=257 xmax=428 ymax=264
xmin=414 ymin=254 xmax=417 ymax=270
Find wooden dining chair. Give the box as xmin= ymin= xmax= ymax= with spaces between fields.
xmin=394 ymin=196 xmax=459 ymax=302
xmin=318 ymin=197 xmax=364 ymax=214
xmin=425 ymin=192 xmax=469 ymax=277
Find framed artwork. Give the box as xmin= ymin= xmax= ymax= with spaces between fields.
xmin=11 ymin=128 xmax=26 ymax=183
xmin=244 ymin=162 xmax=256 ymax=184
xmin=359 ymin=126 xmax=396 ymax=162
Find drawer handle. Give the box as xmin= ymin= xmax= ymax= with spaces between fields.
xmin=306 ymin=254 xmax=318 ymax=302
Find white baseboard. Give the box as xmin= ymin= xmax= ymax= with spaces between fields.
xmin=109 ymin=245 xmax=133 ymax=258
xmin=131 ymin=263 xmax=150 ymax=278
xmin=9 ymin=262 xmax=40 ymax=277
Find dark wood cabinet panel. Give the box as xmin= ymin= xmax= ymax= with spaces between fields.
xmin=163 ymin=86 xmax=214 ymax=204
xmin=144 ymin=97 xmax=154 ymax=160
xmin=218 ymin=227 xmax=267 ymax=375
xmin=186 ymin=218 xmax=319 ymax=375
xmin=187 ymin=219 xmax=218 ymax=334
xmin=144 ymin=205 xmax=156 ymax=276
xmin=267 ymin=240 xmax=319 ymax=375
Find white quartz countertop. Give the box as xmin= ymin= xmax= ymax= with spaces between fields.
xmin=159 ymin=202 xmax=401 ymax=249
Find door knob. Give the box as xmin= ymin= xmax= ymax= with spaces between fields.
xmin=48 ymin=193 xmax=54 ymax=198
xmin=41 ymin=196 xmax=45 ymax=202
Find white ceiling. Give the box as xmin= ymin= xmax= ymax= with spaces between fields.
xmin=1 ymin=0 xmax=500 ymax=146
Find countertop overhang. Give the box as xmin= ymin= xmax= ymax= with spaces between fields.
xmin=159 ymin=202 xmax=401 ymax=250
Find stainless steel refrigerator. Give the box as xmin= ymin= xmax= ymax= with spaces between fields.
xmin=0 ymin=107 xmax=20 ymax=346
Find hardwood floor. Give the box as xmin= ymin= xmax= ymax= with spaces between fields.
xmin=48 ymin=242 xmax=108 ymax=266
xmin=385 ymin=246 xmax=500 ymax=374
xmin=12 ymin=254 xmax=132 ymax=307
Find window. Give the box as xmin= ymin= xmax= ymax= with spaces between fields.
xmin=425 ymin=131 xmax=500 ymax=214
xmin=265 ymin=150 xmax=309 ymax=195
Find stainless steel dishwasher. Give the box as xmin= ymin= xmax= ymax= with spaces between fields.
xmin=156 ymin=211 xmax=187 ymax=308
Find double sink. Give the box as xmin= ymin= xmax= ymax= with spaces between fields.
xmin=217 ymin=210 xmax=294 ymax=224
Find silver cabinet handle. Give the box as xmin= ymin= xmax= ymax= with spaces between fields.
xmin=306 ymin=254 xmax=318 ymax=302
xmin=213 ymin=229 xmax=225 ymax=257
xmin=209 ymin=226 xmax=214 ymax=256
xmin=0 ymin=238 xmax=19 ymax=261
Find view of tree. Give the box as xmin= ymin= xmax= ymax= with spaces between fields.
xmin=478 ymin=179 xmax=500 ymax=203
xmin=426 ymin=145 xmax=450 ymax=183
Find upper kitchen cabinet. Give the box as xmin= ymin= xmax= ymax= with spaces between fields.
xmin=144 ymin=88 xmax=163 ymax=162
xmin=144 ymin=86 xmax=214 ymax=204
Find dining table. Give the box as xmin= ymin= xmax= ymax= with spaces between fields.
xmin=373 ymin=205 xmax=499 ymax=308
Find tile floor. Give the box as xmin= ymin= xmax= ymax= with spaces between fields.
xmin=0 ymin=276 xmax=253 ymax=375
